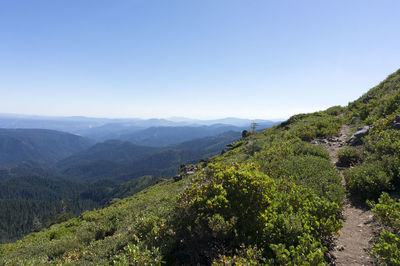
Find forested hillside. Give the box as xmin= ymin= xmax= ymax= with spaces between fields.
xmin=0 ymin=129 xmax=93 ymax=167
xmin=57 ymin=131 xmax=240 ymax=182
xmin=2 ymin=69 xmax=400 ymax=264
xmin=0 ymin=173 xmax=170 ymax=244
xmin=120 ymin=125 xmax=242 ymax=147
xmin=0 ymin=131 xmax=241 ymax=243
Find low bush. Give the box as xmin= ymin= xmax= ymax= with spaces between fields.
xmin=172 ymin=163 xmax=342 ymax=265
xmin=112 ymin=242 xmax=163 ymax=265
xmin=287 ymin=113 xmax=342 ymax=141
xmin=212 ymin=245 xmax=265 ymax=265
xmin=344 ymin=162 xmax=394 ymax=198
xmin=337 ymin=147 xmax=363 ymax=167
xmin=293 ymin=142 xmax=330 ymax=160
xmin=369 ymin=193 xmax=400 ymax=264
xmin=325 ymin=105 xmax=345 ymax=116
xmin=264 ymin=155 xmax=344 ymax=204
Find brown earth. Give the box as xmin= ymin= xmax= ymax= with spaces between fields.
xmin=312 ymin=125 xmax=378 ymax=265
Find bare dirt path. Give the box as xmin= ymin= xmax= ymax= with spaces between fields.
xmin=312 ymin=125 xmax=376 ymax=265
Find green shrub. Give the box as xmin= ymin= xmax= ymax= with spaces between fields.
xmin=337 ymin=147 xmax=363 ymax=167
xmin=369 ymin=193 xmax=400 ymax=264
xmin=172 ymin=163 xmax=342 ymax=264
xmin=212 ymin=245 xmax=265 ymax=265
xmin=46 ymin=237 xmax=81 ymax=260
xmin=366 ymin=129 xmax=400 ymax=158
xmin=288 ymin=114 xmax=342 ymax=141
xmin=344 ymin=162 xmax=394 ymax=198
xmin=112 ymin=242 xmax=163 ymax=266
xmin=369 ymin=193 xmax=400 ymax=231
xmin=372 ymin=230 xmax=400 ymax=265
xmin=264 ymin=155 xmax=344 ymax=204
xmin=325 ymin=105 xmax=345 ymax=116
xmin=292 ymin=142 xmax=330 ymax=160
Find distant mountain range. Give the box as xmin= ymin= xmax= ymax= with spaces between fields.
xmin=0 ymin=114 xmax=280 ymax=142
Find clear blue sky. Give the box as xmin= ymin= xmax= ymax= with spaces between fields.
xmin=1 ymin=0 xmax=399 ymax=119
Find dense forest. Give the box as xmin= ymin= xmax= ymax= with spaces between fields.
xmin=1 ymin=69 xmax=400 ymax=264
xmin=0 ymin=129 xmax=93 ymax=167
xmin=0 ymin=130 xmax=241 ymax=243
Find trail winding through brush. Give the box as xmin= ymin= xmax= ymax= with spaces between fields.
xmin=313 ymin=125 xmax=377 ymax=265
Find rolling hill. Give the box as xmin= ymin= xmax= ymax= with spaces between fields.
xmin=57 ymin=131 xmax=241 ymax=181
xmin=0 ymin=129 xmax=93 ymax=167
xmin=120 ymin=125 xmax=243 ymax=147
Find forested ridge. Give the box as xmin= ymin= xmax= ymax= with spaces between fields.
xmin=2 ymin=69 xmax=400 ymax=264
xmin=0 ymin=129 xmax=93 ymax=167
xmin=0 ymin=131 xmax=241 ymax=243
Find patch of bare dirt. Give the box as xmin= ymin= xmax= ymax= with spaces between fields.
xmin=312 ymin=125 xmax=378 ymax=265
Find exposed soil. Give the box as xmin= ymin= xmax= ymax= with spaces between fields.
xmin=312 ymin=125 xmax=378 ymax=265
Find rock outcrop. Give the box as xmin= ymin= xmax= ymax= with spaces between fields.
xmin=348 ymin=126 xmax=370 ymax=146
xmin=393 ymin=114 xmax=400 ymax=130
xmin=221 ymin=143 xmax=234 ymax=155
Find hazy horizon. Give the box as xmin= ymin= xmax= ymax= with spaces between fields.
xmin=0 ymin=112 xmax=285 ymax=122
xmin=1 ymin=1 xmax=399 ymax=119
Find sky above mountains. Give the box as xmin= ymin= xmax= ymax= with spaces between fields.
xmin=1 ymin=0 xmax=399 ymax=119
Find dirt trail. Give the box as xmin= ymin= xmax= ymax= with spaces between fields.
xmin=312 ymin=125 xmax=376 ymax=265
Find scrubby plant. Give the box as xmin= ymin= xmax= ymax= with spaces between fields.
xmin=325 ymin=105 xmax=345 ymax=116
xmin=212 ymin=245 xmax=266 ymax=265
xmin=264 ymin=155 xmax=344 ymax=204
xmin=292 ymin=141 xmax=330 ymax=160
xmin=344 ymin=162 xmax=394 ymax=198
xmin=112 ymin=242 xmax=164 ymax=266
xmin=172 ymin=163 xmax=342 ymax=264
xmin=337 ymin=147 xmax=363 ymax=167
xmin=287 ymin=113 xmax=342 ymax=141
xmin=368 ymin=193 xmax=400 ymax=265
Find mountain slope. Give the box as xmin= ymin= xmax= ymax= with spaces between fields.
xmin=0 ymin=103 xmax=345 ymax=263
xmin=121 ymin=125 xmax=242 ymax=147
xmin=0 ymin=129 xmax=93 ymax=167
xmin=0 ymin=107 xmax=344 ymax=264
xmin=0 ymin=160 xmax=64 ymax=182
xmin=0 ymin=175 xmax=97 ymax=243
xmin=339 ymin=69 xmax=400 ymax=264
xmin=57 ymin=131 xmax=240 ymax=181
xmin=0 ymin=130 xmax=242 ymax=243
xmin=57 ymin=140 xmax=160 ymax=170
xmin=4 ymin=70 xmax=400 ymax=264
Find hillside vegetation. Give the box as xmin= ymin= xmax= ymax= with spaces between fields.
xmin=0 ymin=131 xmax=241 ymax=243
xmin=2 ymin=69 xmax=400 ymax=264
xmin=343 ymin=69 xmax=400 ymax=264
xmin=57 ymin=131 xmax=240 ymax=182
xmin=0 ymin=129 xmax=93 ymax=167
xmin=0 ymin=106 xmax=345 ymax=264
